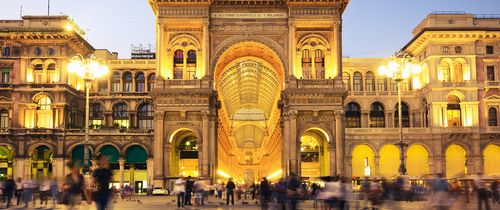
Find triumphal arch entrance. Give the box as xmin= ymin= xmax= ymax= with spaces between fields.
xmin=149 ymin=0 xmax=348 ymax=186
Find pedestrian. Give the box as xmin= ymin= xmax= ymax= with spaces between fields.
xmin=92 ymin=153 xmax=113 ymax=210
xmin=226 ymin=178 xmax=236 ymax=205
xmin=3 ymin=175 xmax=15 ymax=208
xmin=193 ymin=177 xmax=206 ymax=205
xmin=174 ymin=176 xmax=186 ymax=208
xmin=14 ymin=177 xmax=23 ymax=206
xmin=369 ymin=178 xmax=382 ymax=210
xmin=50 ymin=177 xmax=58 ymax=208
xmin=62 ymin=161 xmax=89 ymax=210
xmin=492 ymin=180 xmax=499 ymax=205
xmin=260 ymin=177 xmax=271 ymax=210
xmin=473 ymin=173 xmax=491 ymax=210
xmin=39 ymin=176 xmax=50 ymax=208
xmin=287 ymin=173 xmax=300 ymax=210
xmin=431 ymin=173 xmax=451 ymax=210
xmin=185 ymin=176 xmax=194 ymax=206
xmin=22 ymin=178 xmax=35 ymax=208
xmin=216 ymin=183 xmax=224 ymax=200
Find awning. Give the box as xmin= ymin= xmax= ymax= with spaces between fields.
xmin=125 ymin=145 xmax=147 ymax=163
xmin=71 ymin=145 xmax=92 ymax=166
xmin=99 ymin=145 xmax=120 ymax=163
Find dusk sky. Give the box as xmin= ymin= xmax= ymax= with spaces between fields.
xmin=1 ymin=0 xmax=498 ymax=58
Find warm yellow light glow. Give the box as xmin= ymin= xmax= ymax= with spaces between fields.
xmin=406 ymin=144 xmax=429 ymax=178
xmin=445 ymin=144 xmax=467 ymax=178
xmin=266 ymin=169 xmax=282 ymax=180
xmin=217 ymin=170 xmax=231 ymax=178
xmin=67 ymin=55 xmax=108 ymax=81
xmin=379 ymin=144 xmax=400 ymax=178
xmin=65 ymin=24 xmax=73 ymax=31
xmin=378 ymin=66 xmax=387 ymax=76
xmin=484 ymin=145 xmax=500 ymax=176
xmin=412 ymin=77 xmax=421 ymax=90
xmin=352 ymin=145 xmax=375 ymax=178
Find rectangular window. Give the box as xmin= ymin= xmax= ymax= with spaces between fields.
xmin=486 ymin=45 xmax=494 ymax=54
xmin=2 ymin=47 xmax=11 ymax=57
xmin=447 ymin=109 xmax=461 ymax=127
xmin=1 ymin=67 xmax=11 ymax=83
xmin=113 ymin=119 xmax=129 ymax=128
xmin=124 ymin=83 xmax=132 ymax=92
xmin=377 ymin=79 xmax=386 ymax=91
xmin=187 ymin=65 xmax=196 ymax=79
xmin=487 ymin=66 xmax=495 ymax=81
xmin=302 ymin=63 xmax=312 ymax=79
xmin=173 ymin=67 xmax=183 ymax=79
xmin=112 ymin=83 xmax=120 ymax=92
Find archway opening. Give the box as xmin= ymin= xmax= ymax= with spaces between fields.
xmin=171 ymin=129 xmax=199 ymax=177
xmin=0 ymin=145 xmax=13 ymax=180
xmin=99 ymin=145 xmax=121 ymax=186
xmin=125 ymin=145 xmax=147 ymax=193
xmin=445 ymin=144 xmax=467 ymax=178
xmin=300 ymin=129 xmax=330 ymax=178
xmin=379 ymin=144 xmax=400 ymax=178
xmin=406 ymin=144 xmax=429 ymax=178
xmin=351 ymin=145 xmax=375 ymax=178
xmin=483 ymin=144 xmax=500 ymax=176
xmin=31 ymin=145 xmax=53 ymax=178
xmin=71 ymin=145 xmax=92 ymax=167
xmin=214 ymin=41 xmax=284 ymax=181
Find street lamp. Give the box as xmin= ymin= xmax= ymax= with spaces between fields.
xmin=377 ymin=52 xmax=421 ymax=175
xmin=67 ymin=54 xmax=108 ymax=172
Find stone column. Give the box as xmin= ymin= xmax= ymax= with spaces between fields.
xmin=328 ymin=145 xmax=336 ymax=176
xmin=13 ymin=158 xmax=25 ymax=179
xmin=335 ymin=111 xmax=345 ymax=175
xmin=147 ymin=158 xmax=154 ymax=187
xmin=202 ymin=21 xmax=210 ymax=77
xmin=289 ymin=111 xmax=298 ymax=175
xmin=209 ymin=114 xmax=217 ymax=182
xmin=282 ymin=114 xmax=290 ymax=176
xmin=164 ymin=144 xmax=171 ymax=178
xmin=333 ymin=19 xmax=342 ymax=77
xmin=473 ymin=139 xmax=481 ymax=174
xmin=386 ymin=112 xmax=392 ymax=128
xmin=153 ymin=111 xmax=165 ymax=186
xmin=374 ymin=155 xmax=380 ymax=176
xmin=201 ymin=111 xmax=210 ymax=177
xmin=361 ymin=111 xmax=369 ymax=128
xmin=119 ymin=158 xmax=125 ymax=187
xmin=288 ymin=20 xmax=296 ymax=77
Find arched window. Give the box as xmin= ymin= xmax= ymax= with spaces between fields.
xmin=447 ymin=95 xmax=461 ymax=127
xmin=138 ymin=103 xmax=153 ymax=129
xmin=187 ymin=50 xmax=197 ymax=79
xmin=123 ymin=72 xmax=132 ymax=92
xmin=112 ymin=103 xmax=129 ymax=128
xmin=36 ymin=96 xmax=52 ymax=128
xmin=345 ymin=102 xmax=361 ymax=128
xmin=90 ymin=103 xmax=104 ymax=127
xmin=439 ymin=61 xmax=451 ymax=82
xmin=370 ymin=102 xmax=385 ymax=128
xmin=0 ymin=109 xmax=9 ymax=128
xmin=111 ymin=72 xmax=120 ymax=92
xmin=136 ymin=73 xmax=145 ymax=92
xmin=455 ymin=46 xmax=462 ymax=54
xmin=442 ymin=46 xmax=450 ymax=54
xmin=302 ymin=49 xmax=311 ymax=79
xmin=453 ymin=62 xmax=463 ymax=82
xmin=488 ymin=107 xmax=497 ymax=126
xmin=353 ymin=72 xmax=363 ymax=91
xmin=394 ymin=103 xmax=410 ymax=127
xmin=342 ymin=72 xmax=350 ymax=91
xmin=46 ymin=63 xmax=57 ymax=83
xmin=377 ymin=76 xmax=387 ymax=91
xmin=173 ymin=50 xmax=184 ymax=79
xmin=315 ymin=49 xmax=325 ymax=79
xmin=148 ymin=73 xmax=156 ymax=92
xmin=365 ymin=71 xmax=375 ymax=92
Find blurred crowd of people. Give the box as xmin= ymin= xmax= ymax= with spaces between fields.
xmin=0 ymin=153 xmax=113 ymax=209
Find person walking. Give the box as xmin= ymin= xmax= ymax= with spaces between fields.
xmin=39 ymin=176 xmax=50 ymax=208
xmin=474 ymin=173 xmax=491 ymax=210
xmin=3 ymin=175 xmax=15 ymax=208
xmin=431 ymin=173 xmax=451 ymax=210
xmin=62 ymin=161 xmax=89 ymax=210
xmin=50 ymin=177 xmax=59 ymax=209
xmin=14 ymin=177 xmax=23 ymax=206
xmin=226 ymin=178 xmax=236 ymax=205
xmin=91 ymin=154 xmax=113 ymax=210
xmin=287 ymin=173 xmax=301 ymax=210
xmin=22 ymin=178 xmax=35 ymax=208
xmin=260 ymin=177 xmax=271 ymax=210
xmin=185 ymin=176 xmax=194 ymax=206
xmin=174 ymin=176 xmax=186 ymax=208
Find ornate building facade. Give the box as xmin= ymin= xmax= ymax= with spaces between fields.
xmin=0 ymin=1 xmax=498 ymax=189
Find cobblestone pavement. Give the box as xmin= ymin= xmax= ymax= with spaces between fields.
xmin=2 ymin=195 xmax=497 ymax=210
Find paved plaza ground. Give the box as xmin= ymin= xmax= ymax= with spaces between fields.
xmin=2 ymin=195 xmax=497 ymax=210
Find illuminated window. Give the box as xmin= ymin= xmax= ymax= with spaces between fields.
xmin=148 ymin=73 xmax=155 ymax=91
xmin=136 ymin=73 xmax=145 ymax=92
xmin=353 ymin=72 xmax=363 ymax=91
xmin=365 ymin=71 xmax=375 ymax=92
xmin=488 ymin=107 xmax=497 ymax=126
xmin=345 ymin=102 xmax=361 ymax=128
xmin=487 ymin=66 xmax=495 ymax=81
xmin=138 ymin=103 xmax=153 ymax=129
xmin=90 ymin=103 xmax=104 ymax=127
xmin=187 ymin=50 xmax=197 ymax=79
xmin=377 ymin=77 xmax=387 ymax=91
xmin=47 ymin=63 xmax=57 ymax=83
xmin=112 ymin=103 xmax=128 ymax=128
xmin=342 ymin=72 xmax=350 ymax=91
xmin=314 ymin=49 xmax=325 ymax=79
xmin=1 ymin=66 xmax=11 ymax=83
xmin=36 ymin=96 xmax=52 ymax=128
xmin=442 ymin=46 xmax=450 ymax=54
xmin=440 ymin=61 xmax=451 ymax=82
xmin=123 ymin=72 xmax=132 ymax=92
xmin=111 ymin=72 xmax=120 ymax=92
xmin=394 ymin=102 xmax=410 ymax=127
xmin=0 ymin=109 xmax=9 ymax=128
xmin=301 ymin=49 xmax=311 ymax=79
xmin=447 ymin=95 xmax=461 ymax=127
xmin=173 ymin=50 xmax=184 ymax=79
xmin=453 ymin=62 xmax=463 ymax=82
xmin=455 ymin=46 xmax=462 ymax=54
xmin=369 ymin=102 xmax=385 ymax=128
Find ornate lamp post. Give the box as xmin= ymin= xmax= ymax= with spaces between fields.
xmin=67 ymin=55 xmax=108 ymax=172
xmin=378 ymin=52 xmax=421 ymax=175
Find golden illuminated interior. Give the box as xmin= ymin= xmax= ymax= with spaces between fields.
xmin=351 ymin=145 xmax=375 ymax=178
xmin=406 ymin=144 xmax=429 ymax=178
xmin=215 ymin=42 xmax=284 ymax=182
xmin=445 ymin=144 xmax=467 ymax=178
xmin=379 ymin=144 xmax=400 ymax=178
xmin=483 ymin=144 xmax=500 ymax=176
xmin=300 ymin=129 xmax=330 ymax=178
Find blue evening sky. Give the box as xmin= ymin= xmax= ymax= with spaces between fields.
xmin=1 ymin=0 xmax=498 ymax=58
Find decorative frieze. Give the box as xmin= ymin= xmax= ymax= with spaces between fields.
xmin=158 ymin=8 xmax=209 ymax=18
